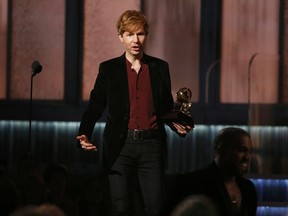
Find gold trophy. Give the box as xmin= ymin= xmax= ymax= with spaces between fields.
xmin=162 ymin=87 xmax=194 ymax=128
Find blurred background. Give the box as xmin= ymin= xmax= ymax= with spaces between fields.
xmin=1 ymin=1 xmax=288 ymax=215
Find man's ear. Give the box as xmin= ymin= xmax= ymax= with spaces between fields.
xmin=118 ymin=33 xmax=124 ymax=42
xmin=215 ymin=142 xmax=228 ymax=156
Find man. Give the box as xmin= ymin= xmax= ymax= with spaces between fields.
xmin=162 ymin=127 xmax=257 ymax=216
xmin=76 ymin=10 xmax=191 ymax=216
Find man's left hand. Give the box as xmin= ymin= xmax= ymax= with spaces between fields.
xmin=172 ymin=122 xmax=193 ymax=136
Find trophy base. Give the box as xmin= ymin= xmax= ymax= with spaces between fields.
xmin=162 ymin=110 xmax=194 ymax=128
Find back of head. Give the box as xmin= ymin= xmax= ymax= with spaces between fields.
xmin=0 ymin=178 xmax=21 ymax=215
xmin=171 ymin=195 xmax=219 ymax=216
xmin=36 ymin=204 xmax=66 ymax=216
xmin=116 ymin=10 xmax=149 ymax=35
xmin=10 ymin=204 xmax=66 ymax=216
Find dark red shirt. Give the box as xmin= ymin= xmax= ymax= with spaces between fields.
xmin=126 ymin=59 xmax=157 ymax=130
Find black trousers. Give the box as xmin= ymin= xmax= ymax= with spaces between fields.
xmin=108 ymin=137 xmax=164 ymax=216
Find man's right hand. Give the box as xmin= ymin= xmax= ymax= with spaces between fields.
xmin=76 ymin=135 xmax=97 ymax=151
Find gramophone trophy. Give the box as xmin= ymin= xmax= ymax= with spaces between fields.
xmin=162 ymin=87 xmax=194 ymax=128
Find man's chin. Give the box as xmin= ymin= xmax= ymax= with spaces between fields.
xmin=237 ymin=166 xmax=249 ymax=175
xmin=131 ymin=49 xmax=142 ymax=54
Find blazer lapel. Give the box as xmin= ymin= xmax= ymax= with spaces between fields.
xmin=113 ymin=54 xmax=130 ymax=111
xmin=143 ymin=54 xmax=159 ymax=113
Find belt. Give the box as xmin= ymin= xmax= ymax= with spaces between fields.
xmin=127 ymin=129 xmax=160 ymax=140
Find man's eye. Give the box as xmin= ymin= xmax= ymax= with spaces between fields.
xmin=237 ymin=146 xmax=252 ymax=154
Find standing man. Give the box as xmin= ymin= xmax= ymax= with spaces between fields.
xmin=77 ymin=10 xmax=191 ymax=216
xmin=162 ymin=127 xmax=257 ymax=216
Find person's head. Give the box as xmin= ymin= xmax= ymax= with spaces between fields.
xmin=117 ymin=10 xmax=149 ymax=36
xmin=214 ymin=127 xmax=253 ymax=176
xmin=117 ymin=10 xmax=149 ymax=58
xmin=20 ymin=173 xmax=46 ymax=205
xmin=0 ymin=178 xmax=21 ymax=215
xmin=10 ymin=203 xmax=66 ymax=216
xmin=17 ymin=155 xmax=38 ymax=176
xmin=171 ymin=195 xmax=219 ymax=216
xmin=43 ymin=163 xmax=69 ymax=194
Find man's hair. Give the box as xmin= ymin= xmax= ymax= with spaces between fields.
xmin=116 ymin=10 xmax=149 ymax=35
xmin=171 ymin=195 xmax=219 ymax=216
xmin=214 ymin=127 xmax=250 ymax=150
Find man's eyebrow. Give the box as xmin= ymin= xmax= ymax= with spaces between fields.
xmin=236 ymin=145 xmax=252 ymax=151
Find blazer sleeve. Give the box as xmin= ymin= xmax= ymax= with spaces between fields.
xmin=77 ymin=63 xmax=108 ymax=141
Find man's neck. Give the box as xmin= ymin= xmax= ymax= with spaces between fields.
xmin=126 ymin=52 xmax=143 ymax=73
xmin=214 ymin=159 xmax=236 ymax=182
xmin=125 ymin=52 xmax=143 ymax=63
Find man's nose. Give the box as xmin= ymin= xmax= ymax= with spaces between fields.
xmin=244 ymin=151 xmax=252 ymax=161
xmin=132 ymin=34 xmax=139 ymax=42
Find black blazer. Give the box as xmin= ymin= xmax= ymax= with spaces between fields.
xmin=162 ymin=162 xmax=258 ymax=216
xmin=78 ymin=53 xmax=174 ymax=167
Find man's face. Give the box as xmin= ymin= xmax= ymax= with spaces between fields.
xmin=118 ymin=27 xmax=147 ymax=58
xmin=221 ymin=136 xmax=253 ymax=176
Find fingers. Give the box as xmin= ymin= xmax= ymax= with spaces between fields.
xmin=83 ymin=145 xmax=97 ymax=151
xmin=172 ymin=122 xmax=185 ymax=131
xmin=76 ymin=135 xmax=87 ymax=142
xmin=76 ymin=135 xmax=97 ymax=152
xmin=172 ymin=122 xmax=192 ymax=134
xmin=81 ymin=142 xmax=97 ymax=151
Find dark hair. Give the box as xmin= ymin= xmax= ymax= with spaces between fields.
xmin=171 ymin=195 xmax=219 ymax=216
xmin=214 ymin=127 xmax=250 ymax=150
